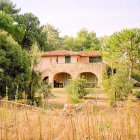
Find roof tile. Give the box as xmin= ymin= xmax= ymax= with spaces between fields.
xmin=42 ymin=50 xmax=101 ymax=57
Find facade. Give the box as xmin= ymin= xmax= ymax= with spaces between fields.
xmin=37 ymin=50 xmax=106 ymax=88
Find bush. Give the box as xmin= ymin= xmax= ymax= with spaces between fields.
xmin=67 ymin=76 xmax=89 ymax=103
xmin=134 ymin=91 xmax=140 ymax=99
xmin=34 ymin=96 xmax=43 ymax=106
xmin=0 ymin=30 xmax=31 ymax=99
xmin=102 ymin=66 xmax=133 ymax=103
xmin=38 ymin=82 xmax=52 ymax=98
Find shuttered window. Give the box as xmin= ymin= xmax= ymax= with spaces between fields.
xmin=65 ymin=56 xmax=71 ymax=63
xmin=56 ymin=56 xmax=58 ymax=63
xmin=89 ymin=57 xmax=102 ymax=63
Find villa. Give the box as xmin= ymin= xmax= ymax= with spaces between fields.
xmin=38 ymin=50 xmax=106 ymax=88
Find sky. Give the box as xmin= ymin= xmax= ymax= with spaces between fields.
xmin=12 ymin=0 xmax=140 ymax=37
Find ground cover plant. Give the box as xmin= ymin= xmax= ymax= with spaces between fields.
xmin=0 ymin=98 xmax=139 ymax=140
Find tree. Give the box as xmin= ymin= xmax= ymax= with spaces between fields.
xmin=0 ymin=11 xmax=25 ymax=43
xmin=67 ymin=76 xmax=89 ymax=103
xmin=109 ymin=66 xmax=133 ymax=101
xmin=0 ymin=0 xmax=20 ymax=16
xmin=43 ymin=23 xmax=61 ymax=50
xmin=15 ymin=13 xmax=47 ymax=51
xmin=99 ymin=35 xmax=109 ymax=46
xmin=29 ymin=43 xmax=42 ymax=101
xmin=0 ymin=30 xmax=31 ymax=99
xmin=63 ymin=35 xmax=74 ymax=50
xmin=102 ymin=28 xmax=140 ymax=81
xmin=73 ymin=28 xmax=100 ymax=51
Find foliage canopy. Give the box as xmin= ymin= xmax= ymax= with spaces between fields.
xmin=0 ymin=30 xmax=31 ymax=99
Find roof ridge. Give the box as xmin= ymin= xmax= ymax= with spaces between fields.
xmin=42 ymin=50 xmax=101 ymax=57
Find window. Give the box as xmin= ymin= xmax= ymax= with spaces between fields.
xmin=50 ymin=58 xmax=52 ymax=63
xmin=65 ymin=56 xmax=71 ymax=63
xmin=89 ymin=57 xmax=102 ymax=63
xmin=56 ymin=56 xmax=58 ymax=63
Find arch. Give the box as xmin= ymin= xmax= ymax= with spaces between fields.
xmin=79 ymin=72 xmax=98 ymax=87
xmin=41 ymin=68 xmax=50 ymax=79
xmin=43 ymin=76 xmax=49 ymax=84
xmin=53 ymin=72 xmax=72 ymax=88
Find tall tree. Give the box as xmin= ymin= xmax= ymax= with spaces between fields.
xmin=99 ymin=35 xmax=109 ymax=46
xmin=0 ymin=30 xmax=31 ymax=99
xmin=0 ymin=0 xmax=20 ymax=16
xmin=43 ymin=23 xmax=61 ymax=50
xmin=29 ymin=43 xmax=42 ymax=101
xmin=0 ymin=11 xmax=25 ymax=43
xmin=102 ymin=28 xmax=140 ymax=81
xmin=73 ymin=28 xmax=100 ymax=51
xmin=62 ymin=35 xmax=74 ymax=50
xmin=15 ymin=13 xmax=47 ymax=51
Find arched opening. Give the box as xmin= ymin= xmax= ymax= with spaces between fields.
xmin=80 ymin=72 xmax=98 ymax=87
xmin=54 ymin=72 xmax=71 ymax=88
xmin=43 ymin=76 xmax=49 ymax=85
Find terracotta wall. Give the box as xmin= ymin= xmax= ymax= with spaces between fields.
xmin=78 ymin=56 xmax=89 ymax=63
xmin=71 ymin=56 xmax=78 ymax=63
xmin=37 ymin=55 xmax=104 ymax=73
xmin=58 ymin=56 xmax=65 ymax=63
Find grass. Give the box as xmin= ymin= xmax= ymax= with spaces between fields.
xmin=51 ymin=88 xmax=69 ymax=95
xmin=0 ymin=88 xmax=139 ymax=139
xmin=0 ymin=98 xmax=139 ymax=140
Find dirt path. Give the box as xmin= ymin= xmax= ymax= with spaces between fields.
xmin=46 ymin=88 xmax=108 ymax=110
xmin=46 ymin=88 xmax=70 ymax=109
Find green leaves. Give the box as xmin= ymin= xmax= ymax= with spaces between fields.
xmin=43 ymin=24 xmax=61 ymax=51
xmin=0 ymin=1 xmax=20 ymax=15
xmin=67 ymin=76 xmax=89 ymax=100
xmin=0 ymin=11 xmax=25 ymax=43
xmin=0 ymin=30 xmax=31 ymax=99
xmin=102 ymin=28 xmax=140 ymax=79
xmin=110 ymin=66 xmax=133 ymax=100
xmin=16 ymin=13 xmax=47 ymax=51
xmin=73 ymin=28 xmax=100 ymax=51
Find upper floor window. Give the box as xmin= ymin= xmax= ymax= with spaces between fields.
xmin=50 ymin=58 xmax=52 ymax=63
xmin=89 ymin=57 xmax=102 ymax=63
xmin=65 ymin=56 xmax=71 ymax=63
xmin=56 ymin=56 xmax=58 ymax=63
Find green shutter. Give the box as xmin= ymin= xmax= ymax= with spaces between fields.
xmin=65 ymin=56 xmax=71 ymax=63
xmin=89 ymin=57 xmax=102 ymax=63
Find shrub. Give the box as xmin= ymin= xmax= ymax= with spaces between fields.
xmin=0 ymin=30 xmax=31 ymax=99
xmin=134 ymin=91 xmax=140 ymax=99
xmin=67 ymin=76 xmax=89 ymax=103
xmin=102 ymin=66 xmax=133 ymax=104
xmin=38 ymin=82 xmax=52 ymax=98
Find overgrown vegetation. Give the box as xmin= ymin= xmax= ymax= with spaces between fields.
xmin=102 ymin=28 xmax=140 ymax=82
xmin=67 ymin=76 xmax=90 ymax=103
xmin=102 ymin=66 xmax=134 ymax=104
xmin=0 ymin=99 xmax=139 ymax=140
xmin=102 ymin=28 xmax=140 ymax=104
xmin=134 ymin=91 xmax=140 ymax=99
xmin=0 ymin=30 xmax=31 ymax=99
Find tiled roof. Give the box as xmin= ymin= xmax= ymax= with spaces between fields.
xmin=75 ymin=51 xmax=101 ymax=57
xmin=42 ymin=50 xmax=101 ymax=57
xmin=42 ymin=50 xmax=78 ymax=56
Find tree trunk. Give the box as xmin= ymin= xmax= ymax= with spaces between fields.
xmin=129 ymin=41 xmax=133 ymax=82
xmin=111 ymin=63 xmax=114 ymax=76
xmin=114 ymin=89 xmax=116 ymax=101
xmin=30 ymin=82 xmax=33 ymax=99
xmin=129 ymin=59 xmax=132 ymax=82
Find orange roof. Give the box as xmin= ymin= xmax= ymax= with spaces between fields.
xmin=42 ymin=50 xmax=101 ymax=57
xmin=75 ymin=51 xmax=101 ymax=57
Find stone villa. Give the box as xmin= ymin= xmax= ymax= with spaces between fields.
xmin=38 ymin=50 xmax=106 ymax=88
